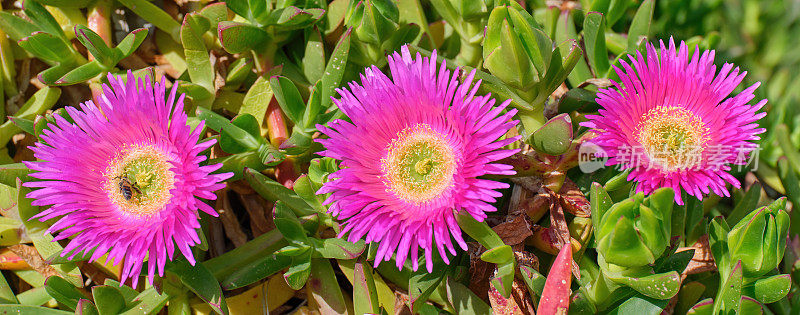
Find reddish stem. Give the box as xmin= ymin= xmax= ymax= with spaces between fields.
xmin=266 ymin=91 xmax=297 ymax=188
xmin=87 ymin=0 xmax=112 ymax=104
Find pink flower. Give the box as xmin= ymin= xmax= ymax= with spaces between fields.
xmin=582 ymin=39 xmax=766 ymax=204
xmin=24 ymin=72 xmax=231 ymax=286
xmin=316 ymin=46 xmax=520 ymax=272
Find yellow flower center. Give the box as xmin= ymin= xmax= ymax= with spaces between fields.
xmin=636 ymin=106 xmax=710 ymax=171
xmin=381 ymin=124 xmax=456 ymax=204
xmin=103 ymin=144 xmax=175 ymax=216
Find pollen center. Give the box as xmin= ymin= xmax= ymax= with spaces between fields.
xmin=636 ymin=106 xmax=710 ymax=171
xmin=103 ymin=144 xmax=175 ymax=217
xmin=381 ymin=124 xmax=456 ymax=204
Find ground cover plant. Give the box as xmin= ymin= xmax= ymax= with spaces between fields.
xmin=0 ymin=0 xmax=797 ymax=314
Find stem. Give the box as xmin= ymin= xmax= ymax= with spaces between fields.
xmin=497 ymin=152 xmax=551 ymax=177
xmin=517 ymin=108 xmax=546 ymax=139
xmin=87 ymin=0 xmax=112 ymax=104
xmin=455 ymin=23 xmax=483 ymax=67
xmin=255 ymin=48 xmax=298 ymax=188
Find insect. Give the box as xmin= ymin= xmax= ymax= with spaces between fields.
xmin=115 ymin=175 xmax=142 ymax=201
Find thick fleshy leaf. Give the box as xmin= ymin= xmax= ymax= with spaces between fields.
xmin=92 ymin=285 xmax=125 ymax=315
xmin=627 ymin=0 xmax=655 ymax=53
xmin=743 ymin=274 xmax=791 ymax=304
xmin=238 ymin=76 xmax=272 ymax=128
xmin=583 ymin=12 xmax=610 ymax=76
xmin=218 ymin=21 xmax=269 ymax=54
xmin=270 ymin=76 xmax=305 ymax=124
xmin=531 ymin=113 xmax=573 ymax=155
xmin=0 ymin=164 xmax=33 ymax=186
xmin=537 ymin=245 xmax=572 ymax=315
xmin=181 ymin=13 xmax=215 ymax=106
xmin=44 ymin=276 xmax=85 ymax=310
xmin=302 ymin=29 xmax=325 ymax=83
xmin=353 ymin=259 xmax=380 ymax=315
xmin=687 ymin=298 xmax=714 ymax=315
xmin=244 ymin=168 xmax=315 ymax=216
xmin=293 ymin=175 xmax=325 ymax=213
xmin=23 ymin=0 xmax=66 ymax=40
xmin=0 ymin=12 xmax=38 ymax=41
xmin=307 ymin=259 xmax=347 ymax=314
xmin=220 ymin=254 xmax=291 ymax=290
xmin=117 ymin=287 xmax=169 ymax=315
xmin=74 ymin=25 xmax=113 ymax=65
xmin=166 ymin=260 xmax=229 ymax=315
xmin=409 ymin=259 xmax=447 ymax=313
xmin=715 ymin=261 xmax=743 ymax=314
xmin=599 ymin=215 xmax=655 ymax=266
xmin=320 ymin=29 xmax=351 ymax=111
xmin=17 ymin=179 xmax=83 ymax=287
xmin=284 ymin=250 xmax=312 ymax=290
xmin=738 ymin=296 xmax=763 ymax=314
xmin=617 ymin=271 xmax=681 ymax=299
xmin=606 ymin=294 xmax=669 ymax=315
xmin=114 ymin=28 xmax=149 ymax=60
xmin=52 ymin=61 xmax=105 ymax=85
xmin=75 ymin=299 xmax=99 ymax=315
xmin=444 ymin=277 xmax=492 ymax=314
xmin=273 ymin=201 xmax=310 ymax=245
xmin=0 ymin=306 xmax=71 ymax=314
xmin=480 ymin=245 xmax=513 ymax=264
xmin=311 ymin=238 xmax=365 ymax=259
xmin=116 ymin=0 xmax=180 ymax=40
xmin=519 ymin=265 xmax=546 ymax=298
xmin=220 ymin=114 xmax=263 ymax=153
xmin=18 ymin=31 xmax=72 ymax=62
xmin=555 ymin=12 xmax=592 ymax=85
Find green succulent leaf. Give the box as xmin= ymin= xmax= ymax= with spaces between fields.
xmin=408 ymin=259 xmax=447 ymax=313
xmin=531 ymin=113 xmax=573 ymax=155
xmin=583 ymin=12 xmax=611 ymax=76
xmin=0 ymin=306 xmax=72 ymax=314
xmin=75 ymin=299 xmax=99 ymax=315
xmin=627 ymin=0 xmax=655 ymax=53
xmin=270 ymin=76 xmax=306 ymax=124
xmin=23 ymin=0 xmax=67 ymax=41
xmin=443 ymin=277 xmax=492 ymax=314
xmin=244 ymin=168 xmax=316 ymax=216
xmin=353 ymin=259 xmax=380 ymax=315
xmin=44 ymin=276 xmax=85 ymax=311
xmin=218 ymin=21 xmax=270 ymax=54
xmin=92 ymin=285 xmax=126 ymax=315
xmin=284 ymin=250 xmax=313 ymax=290
xmin=166 ymin=260 xmax=229 ymax=315
xmin=743 ymin=274 xmax=791 ymax=304
xmin=220 ymin=254 xmax=291 ymax=290
xmin=320 ymin=28 xmax=351 ymax=111
xmin=273 ymin=201 xmax=310 ymax=245
xmin=74 ymin=25 xmax=114 ymax=65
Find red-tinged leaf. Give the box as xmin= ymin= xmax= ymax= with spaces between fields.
xmin=537 ymin=245 xmax=572 ymax=315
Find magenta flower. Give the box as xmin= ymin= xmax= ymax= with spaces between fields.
xmin=24 ymin=72 xmax=231 ymax=286
xmin=582 ymin=39 xmax=766 ymax=204
xmin=316 ymin=46 xmax=520 ymax=272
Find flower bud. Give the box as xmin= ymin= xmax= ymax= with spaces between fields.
xmin=595 ymin=188 xmax=673 ymax=267
xmin=345 ymin=0 xmax=398 ymax=45
xmin=727 ymin=198 xmax=790 ymax=278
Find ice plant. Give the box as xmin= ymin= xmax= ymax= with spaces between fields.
xmin=23 ymin=72 xmax=231 ymax=286
xmin=316 ymin=46 xmax=520 ymax=272
xmin=582 ymin=38 xmax=766 ymax=204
